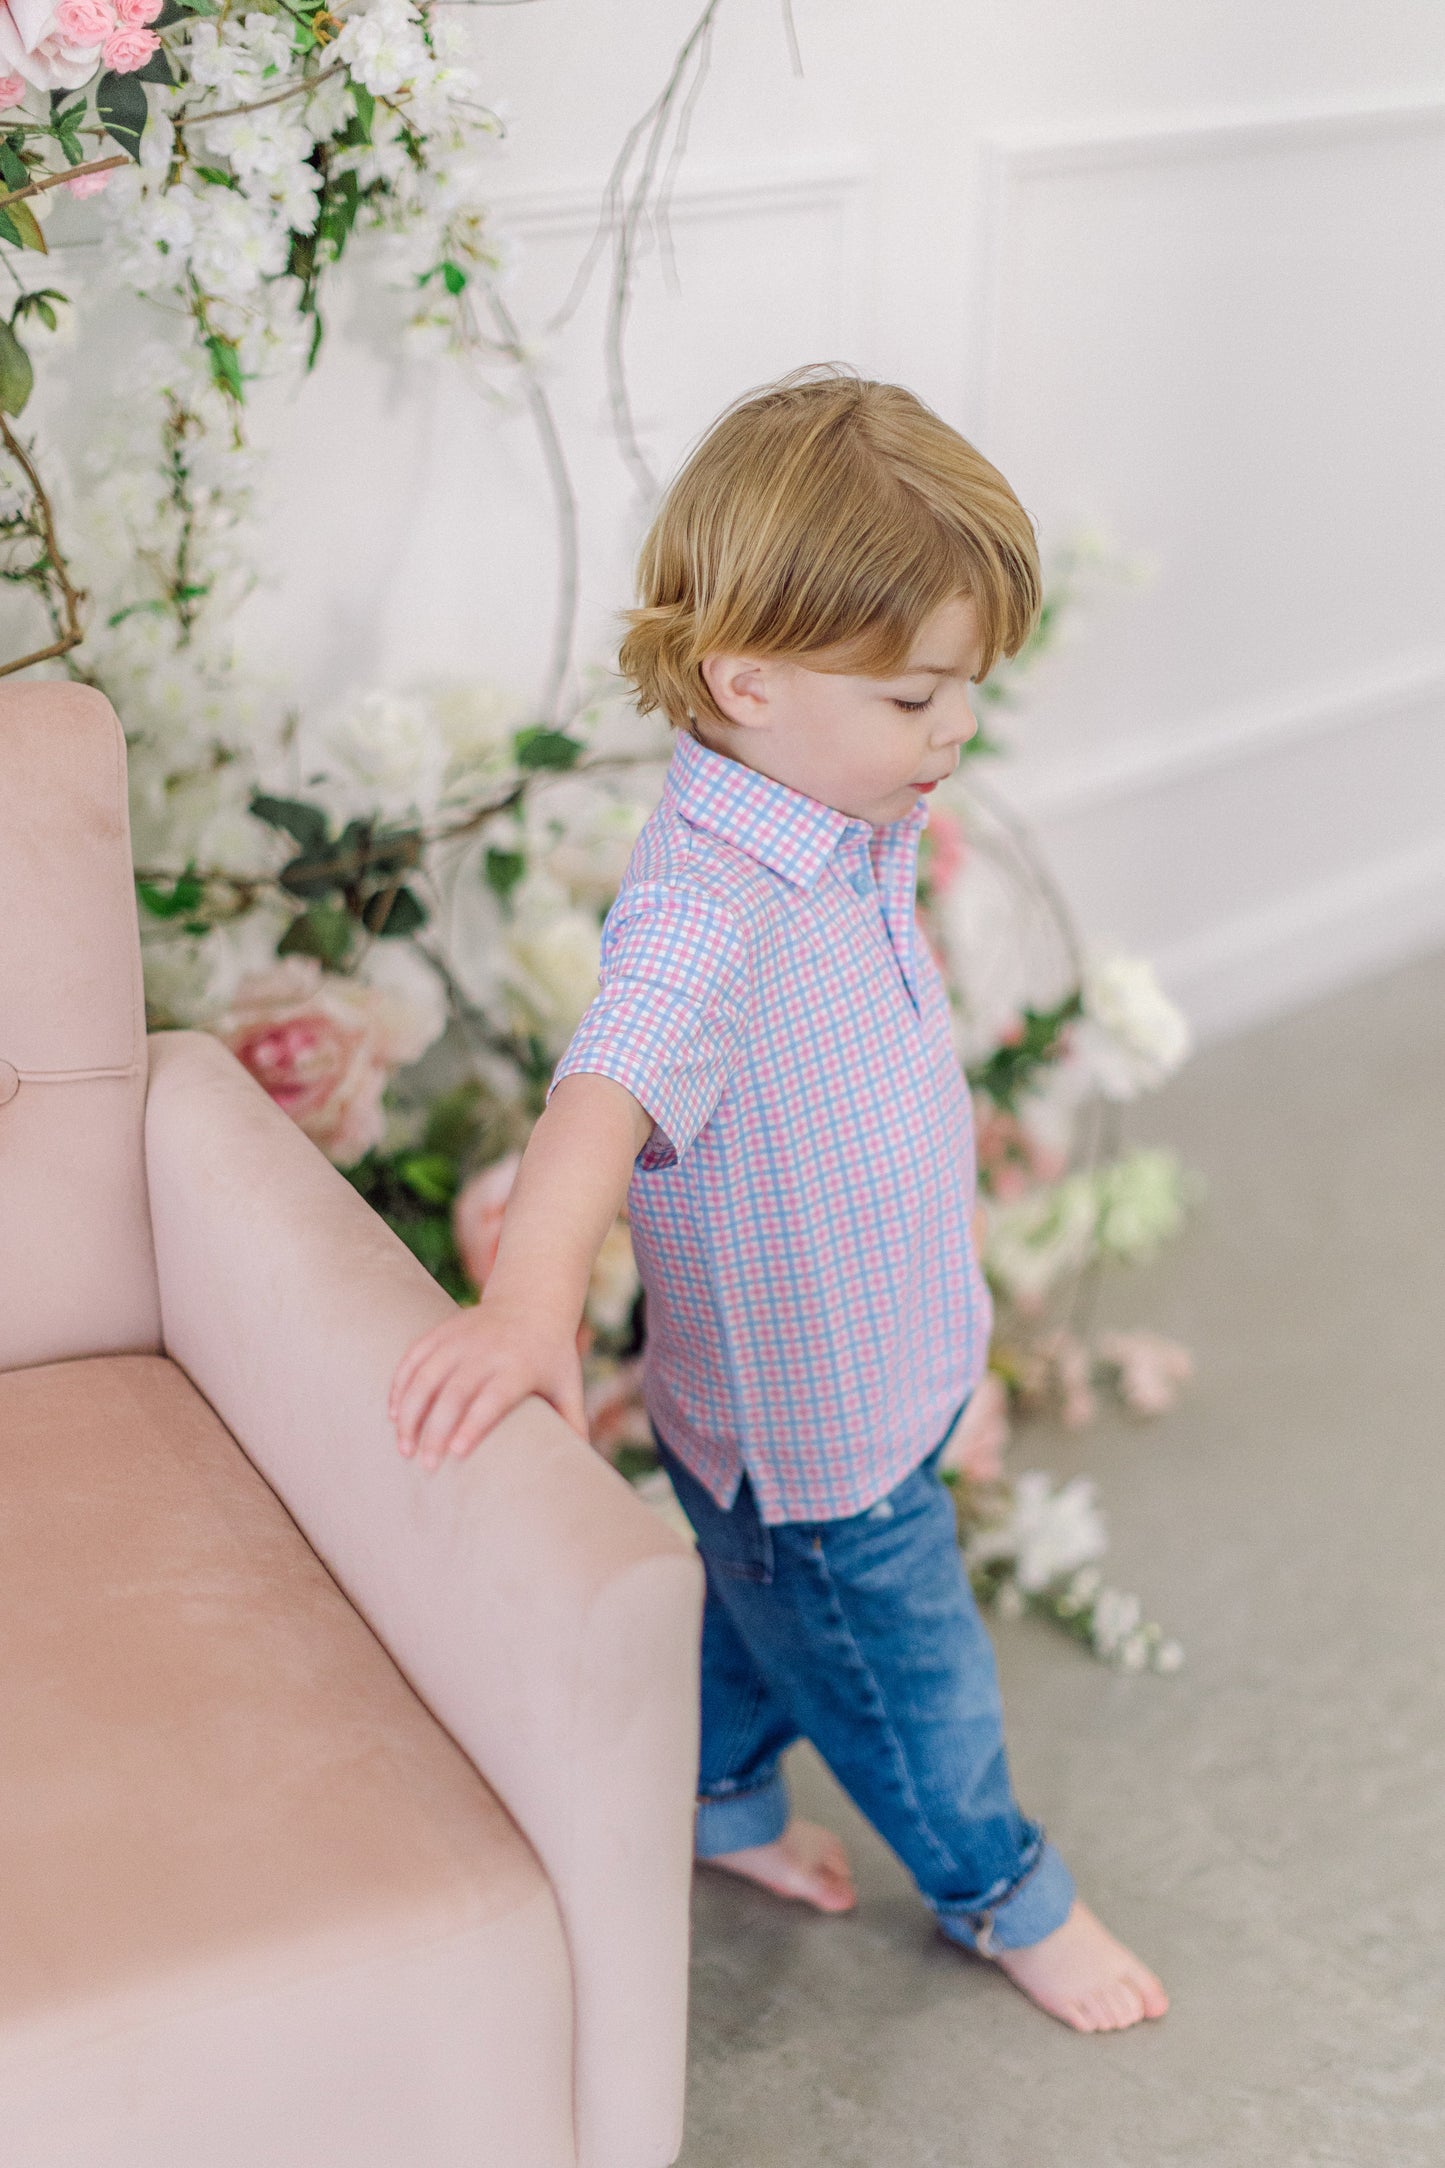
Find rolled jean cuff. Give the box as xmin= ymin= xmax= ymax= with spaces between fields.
xmin=935 ymin=1839 xmax=1076 ymax=1955
xmin=695 ymin=1770 xmax=790 ymax=1859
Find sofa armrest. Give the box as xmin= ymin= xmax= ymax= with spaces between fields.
xmin=144 ymin=1032 xmax=703 ymax=2168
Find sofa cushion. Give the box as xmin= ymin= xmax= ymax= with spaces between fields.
xmin=0 ymin=1356 xmax=576 ymax=2168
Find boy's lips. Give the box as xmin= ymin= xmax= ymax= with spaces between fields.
xmin=913 ymin=780 xmax=940 ymax=793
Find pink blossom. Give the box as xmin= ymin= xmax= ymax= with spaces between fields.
xmin=452 ymin=1151 xmax=520 ymax=1290
xmin=941 ymin=1370 xmax=1010 ymax=1483
xmin=1097 ymin=1331 xmax=1194 ymax=1417
xmin=975 ymin=1108 xmax=1067 ymax=1203
xmin=922 ymin=803 xmax=967 ymax=896
xmin=217 ymin=957 xmax=436 ymax=1168
xmin=584 ymin=1357 xmax=653 ymax=1458
xmin=1016 ymin=1330 xmax=1098 ymax=1429
xmin=111 ymin=0 xmax=158 ymax=20
xmin=0 ymin=70 xmax=24 ymax=102
xmin=64 ymin=165 xmax=111 ymax=196
xmin=53 ymin=0 xmax=110 ymax=39
xmin=99 ymin=18 xmax=154 ymax=67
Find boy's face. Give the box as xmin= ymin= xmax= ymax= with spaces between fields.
xmin=698 ymin=593 xmax=984 ymax=827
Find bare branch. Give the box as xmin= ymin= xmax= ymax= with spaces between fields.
xmin=0 ymin=412 xmax=86 ymax=676
xmin=0 ymin=153 xmax=128 ymax=212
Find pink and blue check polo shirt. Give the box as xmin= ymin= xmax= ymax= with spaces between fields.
xmin=548 ymin=725 xmax=991 ymax=1524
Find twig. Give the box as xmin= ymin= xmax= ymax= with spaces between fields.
xmin=173 ymin=65 xmax=346 ymax=130
xmin=0 ymin=413 xmax=85 ymax=677
xmin=0 ymin=154 xmax=127 ymax=212
xmin=478 ymin=283 xmax=579 ymax=724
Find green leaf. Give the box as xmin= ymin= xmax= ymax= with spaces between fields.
xmin=136 ymin=869 xmax=204 ymax=920
xmin=513 ymin=726 xmax=582 ymax=771
xmin=360 ymin=885 xmax=427 ymax=937
xmin=193 ymin=165 xmax=239 ymax=190
xmin=0 ymin=319 xmax=32 ymax=415
xmin=249 ymin=793 xmax=330 ymax=855
xmin=135 ymin=44 xmax=176 ymax=85
xmin=0 ymin=141 xmax=28 ymax=193
xmin=277 ymin=904 xmax=354 ymax=968
xmin=440 ymin=259 xmax=467 ymax=296
xmin=96 ymin=70 xmax=149 ymax=160
xmin=484 ymin=846 xmax=526 ymax=901
xmin=396 ymin=1151 xmax=457 ymax=1207
xmin=204 ymin=332 xmax=243 ymax=402
xmin=350 ymin=81 xmax=375 ymax=141
xmin=0 ymin=201 xmax=46 ymax=255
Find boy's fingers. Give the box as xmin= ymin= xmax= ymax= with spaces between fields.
xmin=445 ymin=1382 xmax=516 ymax=1462
xmin=416 ymin=1370 xmax=491 ymax=1470
xmin=395 ymin=1346 xmax=459 ymax=1453
xmin=390 ymin=1321 xmax=454 ymax=1415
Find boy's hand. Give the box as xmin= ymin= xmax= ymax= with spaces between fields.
xmin=389 ymin=1297 xmax=587 ymax=1471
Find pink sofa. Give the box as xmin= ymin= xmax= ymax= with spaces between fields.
xmin=0 ymin=683 xmax=704 ymax=2168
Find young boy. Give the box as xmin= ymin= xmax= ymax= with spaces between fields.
xmin=390 ymin=370 xmax=1168 ymax=2034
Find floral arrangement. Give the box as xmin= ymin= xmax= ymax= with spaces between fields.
xmin=0 ymin=0 xmax=1195 ymax=1669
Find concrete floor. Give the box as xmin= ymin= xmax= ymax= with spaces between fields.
xmin=679 ymin=950 xmax=1445 ymax=2168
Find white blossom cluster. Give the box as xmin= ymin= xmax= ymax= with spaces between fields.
xmin=100 ymin=0 xmax=497 ymax=380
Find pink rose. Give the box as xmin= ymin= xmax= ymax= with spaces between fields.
xmin=1096 ymin=1331 xmax=1194 ymax=1418
xmin=111 ymin=0 xmax=158 ymax=20
xmin=0 ymin=69 xmax=24 ymax=102
xmin=0 ymin=0 xmax=106 ymax=89
xmin=217 ymin=957 xmax=438 ymax=1168
xmin=100 ymin=18 xmax=154 ymax=67
xmin=922 ymin=804 xmax=967 ymax=897
xmin=53 ymin=0 xmax=110 ymax=39
xmin=64 ymin=165 xmax=111 ymax=196
xmin=452 ymin=1151 xmax=520 ymax=1291
xmin=941 ymin=1371 xmax=1010 ymax=1484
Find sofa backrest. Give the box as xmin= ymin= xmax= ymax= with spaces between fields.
xmin=0 ymin=682 xmax=161 ymax=1371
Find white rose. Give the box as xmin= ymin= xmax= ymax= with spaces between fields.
xmin=967 ymin=1471 xmax=1109 ymax=1595
xmin=305 ymin=689 xmax=450 ymax=824
xmin=1075 ymin=953 xmax=1191 ymax=1101
xmin=502 ymin=900 xmax=602 ymax=1049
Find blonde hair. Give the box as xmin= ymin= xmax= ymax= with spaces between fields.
xmin=619 ymin=367 xmax=1041 ymax=737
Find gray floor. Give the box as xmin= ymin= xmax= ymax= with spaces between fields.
xmin=680 ymin=950 xmax=1445 ymax=2168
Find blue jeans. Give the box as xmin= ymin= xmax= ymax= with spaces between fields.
xmin=654 ymin=1429 xmax=1075 ymax=1953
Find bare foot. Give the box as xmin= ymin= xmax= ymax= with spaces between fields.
xmin=703 ymin=1818 xmax=857 ymax=1914
xmin=988 ymin=1901 xmax=1168 ymax=2033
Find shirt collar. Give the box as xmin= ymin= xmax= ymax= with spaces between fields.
xmin=664 ymin=726 xmax=928 ymax=889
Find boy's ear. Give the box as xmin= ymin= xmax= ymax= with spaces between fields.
xmin=700 ymin=653 xmax=771 ymax=731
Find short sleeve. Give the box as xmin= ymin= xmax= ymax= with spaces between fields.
xmin=546 ymin=882 xmax=752 ymax=1170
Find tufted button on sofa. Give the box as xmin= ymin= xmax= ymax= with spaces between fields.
xmin=0 ymin=683 xmax=703 ymax=2168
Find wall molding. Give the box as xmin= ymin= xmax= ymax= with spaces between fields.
xmin=970 ymin=93 xmax=1445 ymax=438
xmin=1155 ymin=828 xmax=1445 ymax=1043
xmin=487 ymin=157 xmax=870 ymax=244
xmin=1007 ymin=651 xmax=1445 ymax=823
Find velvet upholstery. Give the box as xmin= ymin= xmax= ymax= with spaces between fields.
xmin=0 ymin=684 xmax=704 ymax=2168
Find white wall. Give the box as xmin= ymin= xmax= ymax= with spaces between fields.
xmin=241 ymin=0 xmax=1445 ymax=1040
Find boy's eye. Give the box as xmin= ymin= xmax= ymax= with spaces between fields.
xmin=892 ymin=694 xmax=934 ymax=714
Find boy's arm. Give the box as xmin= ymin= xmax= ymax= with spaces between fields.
xmin=389 ymin=1072 xmax=654 ymax=1471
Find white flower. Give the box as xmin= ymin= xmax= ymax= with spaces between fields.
xmin=1155 ymin=1640 xmax=1185 ymax=1675
xmin=188 ymin=185 xmax=290 ymax=301
xmin=1075 ymin=954 xmax=1191 ymax=1102
xmin=587 ymin=1220 xmax=639 ymax=1335
xmin=336 ymin=0 xmax=429 ymax=97
xmin=984 ymin=1173 xmax=1098 ymax=1309
xmin=356 ymin=937 xmax=448 ymax=1055
xmin=1090 ymin=1587 xmax=1143 ymax=1656
xmin=1093 ymin=1149 xmax=1188 ymax=1265
xmin=203 ymin=109 xmax=314 ymax=182
xmin=501 ymin=891 xmax=602 ymax=1049
xmin=967 ymin=1471 xmax=1109 ymax=1595
xmin=305 ymin=689 xmax=450 ymax=824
